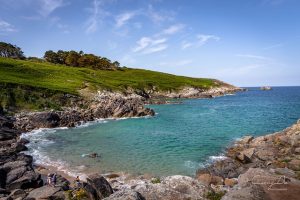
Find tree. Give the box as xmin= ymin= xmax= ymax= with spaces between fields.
xmin=57 ymin=50 xmax=69 ymax=64
xmin=113 ymin=61 xmax=120 ymax=68
xmin=0 ymin=42 xmax=25 ymax=59
xmin=65 ymin=51 xmax=80 ymax=67
xmin=44 ymin=50 xmax=59 ymax=63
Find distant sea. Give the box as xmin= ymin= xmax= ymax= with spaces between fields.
xmin=22 ymin=87 xmax=300 ymax=177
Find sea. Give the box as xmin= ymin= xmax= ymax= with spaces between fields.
xmin=21 ymin=87 xmax=300 ymax=178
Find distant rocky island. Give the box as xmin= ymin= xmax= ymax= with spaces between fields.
xmin=260 ymin=86 xmax=272 ymax=90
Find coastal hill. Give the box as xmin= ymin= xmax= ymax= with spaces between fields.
xmin=0 ymin=57 xmax=239 ymax=113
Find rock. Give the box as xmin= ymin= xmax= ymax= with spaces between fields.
xmin=88 ymin=153 xmax=100 ymax=158
xmin=288 ymin=159 xmax=300 ymax=171
xmin=7 ymin=171 xmax=40 ymax=190
xmin=131 ymin=175 xmax=209 ymax=200
xmin=239 ymin=136 xmax=254 ymax=144
xmin=26 ymin=186 xmax=61 ymax=200
xmin=197 ymin=173 xmax=212 ymax=185
xmin=224 ymin=178 xmax=238 ymax=187
xmin=255 ymin=148 xmax=275 ymax=161
xmin=14 ymin=92 xmax=155 ymax=131
xmin=86 ymin=174 xmax=113 ymax=199
xmin=236 ymin=148 xmax=255 ymax=163
xmin=6 ymin=166 xmax=28 ymax=185
xmin=221 ymin=184 xmax=265 ymax=200
xmin=294 ymin=147 xmax=300 ymax=153
xmin=271 ymin=168 xmax=297 ymax=178
xmin=103 ymin=190 xmax=145 ymax=200
xmin=9 ymin=189 xmax=26 ymax=199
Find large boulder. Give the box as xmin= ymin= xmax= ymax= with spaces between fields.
xmin=26 ymin=186 xmax=62 ymax=200
xmin=85 ymin=174 xmax=113 ymax=200
xmin=132 ymin=175 xmax=209 ymax=200
xmin=221 ymin=184 xmax=265 ymax=200
xmin=103 ymin=190 xmax=145 ymax=200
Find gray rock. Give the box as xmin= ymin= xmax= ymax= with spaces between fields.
xmin=103 ymin=190 xmax=145 ymax=200
xmin=9 ymin=189 xmax=26 ymax=199
xmin=26 ymin=186 xmax=61 ymax=200
xmin=86 ymin=174 xmax=113 ymax=199
xmin=221 ymin=184 xmax=265 ymax=200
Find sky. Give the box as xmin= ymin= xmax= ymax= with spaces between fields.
xmin=0 ymin=0 xmax=300 ymax=87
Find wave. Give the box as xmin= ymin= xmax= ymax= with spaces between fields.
xmin=208 ymin=155 xmax=227 ymax=162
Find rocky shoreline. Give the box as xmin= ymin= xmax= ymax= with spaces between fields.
xmin=2 ymin=113 xmax=299 ymax=199
xmin=12 ymin=86 xmax=242 ymax=132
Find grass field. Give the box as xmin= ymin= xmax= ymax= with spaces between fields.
xmin=0 ymin=57 xmax=224 ymax=112
xmin=0 ymin=57 xmax=219 ymax=94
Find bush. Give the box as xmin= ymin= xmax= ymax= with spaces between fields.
xmin=65 ymin=189 xmax=89 ymax=200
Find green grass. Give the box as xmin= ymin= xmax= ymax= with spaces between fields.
xmin=0 ymin=57 xmax=220 ymax=95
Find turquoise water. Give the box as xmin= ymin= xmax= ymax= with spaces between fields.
xmin=24 ymin=87 xmax=300 ymax=177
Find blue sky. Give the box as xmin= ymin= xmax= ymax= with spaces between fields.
xmin=0 ymin=0 xmax=299 ymax=86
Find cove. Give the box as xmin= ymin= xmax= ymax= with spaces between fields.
xmin=23 ymin=87 xmax=300 ymax=177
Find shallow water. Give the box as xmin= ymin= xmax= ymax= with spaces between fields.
xmin=23 ymin=87 xmax=300 ymax=177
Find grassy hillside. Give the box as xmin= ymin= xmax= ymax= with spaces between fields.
xmin=0 ymin=57 xmax=219 ymax=94
xmin=0 ymin=57 xmax=222 ymax=112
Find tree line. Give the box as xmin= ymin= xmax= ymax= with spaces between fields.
xmin=43 ymin=50 xmax=120 ymax=70
xmin=0 ymin=41 xmax=121 ymax=70
xmin=0 ymin=42 xmax=25 ymax=59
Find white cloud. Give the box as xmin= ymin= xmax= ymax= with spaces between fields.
xmin=197 ymin=34 xmax=220 ymax=46
xmin=38 ymin=0 xmax=66 ymax=17
xmin=235 ymin=54 xmax=271 ymax=60
xmin=0 ymin=19 xmax=17 ymax=34
xmin=85 ymin=0 xmax=110 ymax=34
xmin=143 ymin=44 xmax=168 ymax=54
xmin=115 ymin=11 xmax=137 ymax=28
xmin=263 ymin=43 xmax=283 ymax=50
xmin=161 ymin=24 xmax=185 ymax=35
xmin=181 ymin=34 xmax=220 ymax=49
xmin=181 ymin=41 xmax=193 ymax=50
xmin=146 ymin=4 xmax=174 ymax=23
xmin=133 ymin=37 xmax=168 ymax=54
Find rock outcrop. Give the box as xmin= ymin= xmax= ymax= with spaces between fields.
xmin=196 ymin=119 xmax=300 ymax=200
xmin=149 ymin=85 xmax=242 ymax=99
xmin=104 ymin=175 xmax=210 ymax=200
xmin=0 ymin=115 xmax=43 ymax=199
xmin=14 ymin=92 xmax=155 ymax=131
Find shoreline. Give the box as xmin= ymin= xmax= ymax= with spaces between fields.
xmin=1 ymin=111 xmax=300 ymax=199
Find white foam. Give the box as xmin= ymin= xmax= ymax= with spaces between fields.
xmin=208 ymin=155 xmax=227 ymax=162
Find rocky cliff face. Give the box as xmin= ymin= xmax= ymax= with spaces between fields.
xmin=0 ymin=115 xmax=42 ymax=198
xmin=14 ymin=91 xmax=155 ymax=132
